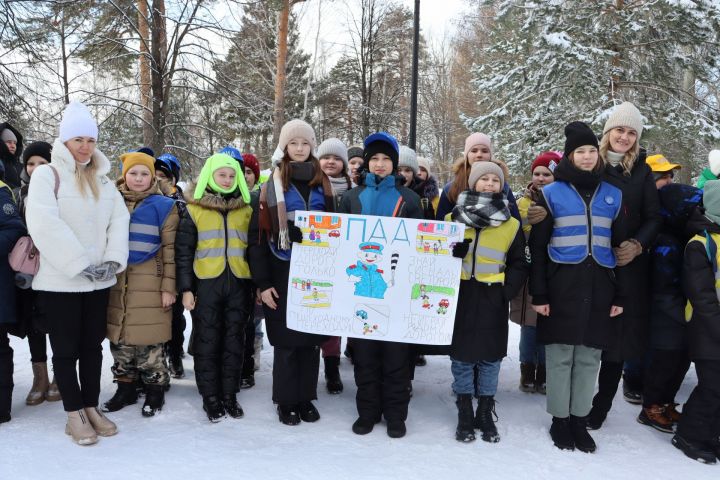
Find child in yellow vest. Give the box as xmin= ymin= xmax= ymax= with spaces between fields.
xmin=175 ymin=153 xmax=252 ymax=422
xmin=448 ymin=161 xmax=529 ymax=443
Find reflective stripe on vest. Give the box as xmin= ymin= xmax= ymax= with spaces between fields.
xmin=446 ymin=214 xmax=520 ymax=284
xmin=542 ymin=180 xmax=621 ymax=269
xmin=128 ymin=195 xmax=175 ymax=265
xmin=186 ymin=203 xmax=251 ymax=279
xmin=685 ymin=232 xmax=720 ymax=322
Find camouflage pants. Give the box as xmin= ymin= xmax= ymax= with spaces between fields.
xmin=110 ymin=342 xmax=170 ymax=386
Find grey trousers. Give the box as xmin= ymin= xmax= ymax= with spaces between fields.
xmin=545 ymin=344 xmax=601 ymax=418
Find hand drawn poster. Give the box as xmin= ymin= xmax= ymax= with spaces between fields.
xmin=287 ymin=211 xmax=465 ymax=345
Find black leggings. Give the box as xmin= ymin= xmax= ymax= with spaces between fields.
xmin=39 ymin=289 xmax=110 ymax=412
xmin=27 ymin=331 xmax=47 ymax=363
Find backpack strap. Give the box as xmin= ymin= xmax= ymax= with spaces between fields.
xmin=48 ymin=165 xmax=59 ymax=199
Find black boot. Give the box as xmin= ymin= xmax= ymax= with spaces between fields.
xmin=672 ymin=434 xmax=717 ymax=464
xmin=102 ymin=381 xmax=139 ymax=412
xmin=168 ymin=353 xmax=185 ymax=379
xmin=222 ymin=394 xmax=244 ymax=419
xmin=142 ymin=384 xmax=165 ymax=417
xmin=202 ymin=395 xmax=225 ymax=423
xmin=586 ymin=406 xmax=607 ymax=430
xmin=535 ymin=364 xmax=546 ymax=394
xmin=298 ymin=401 xmax=320 ymax=422
xmin=455 ymin=394 xmax=476 ymax=442
xmin=352 ymin=417 xmax=377 ymax=435
xmin=0 ymin=411 xmax=9 ymax=424
xmin=622 ymin=376 xmax=643 ymax=404
xmin=277 ymin=404 xmax=301 ymax=426
xmin=324 ymin=356 xmax=343 ymax=394
xmin=415 ymin=354 xmax=427 ymax=367
xmin=519 ymin=363 xmax=536 ymax=393
xmin=387 ymin=419 xmax=407 ymax=438
xmin=240 ymin=374 xmax=255 ymax=389
xmin=570 ymin=415 xmax=597 ymax=453
xmin=474 ymin=396 xmax=500 ymax=443
xmin=550 ymin=417 xmax=575 ymax=451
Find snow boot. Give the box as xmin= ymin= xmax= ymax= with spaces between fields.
xmin=570 ymin=415 xmax=596 ymax=453
xmin=585 ymin=406 xmax=607 ymax=430
xmin=709 ymin=436 xmax=720 ymax=461
xmin=142 ymin=385 xmax=165 ymax=417
xmin=102 ymin=380 xmax=138 ymax=412
xmin=415 ymin=354 xmax=427 ymax=367
xmin=474 ymin=395 xmax=500 ymax=442
xmin=168 ymin=353 xmax=185 ymax=379
xmin=622 ymin=378 xmax=643 ymax=404
xmin=0 ymin=411 xmax=9 ymax=424
xmin=222 ymin=394 xmax=244 ymax=419
xmin=535 ymin=363 xmax=546 ymax=394
xmin=387 ymin=419 xmax=407 ymax=438
xmin=455 ymin=394 xmax=476 ymax=442
xmin=240 ymin=374 xmax=255 ymax=389
xmin=253 ymin=336 xmax=262 ymax=372
xmin=637 ymin=405 xmax=674 ymax=433
xmin=46 ymin=375 xmax=61 ymax=402
xmin=672 ymin=434 xmax=717 ymax=464
xmin=664 ymin=403 xmax=682 ymax=424
xmin=26 ymin=362 xmax=49 ymax=406
xmin=324 ymin=356 xmax=343 ymax=394
xmin=352 ymin=417 xmax=378 ymax=435
xmin=65 ymin=410 xmax=98 ymax=446
xmin=85 ymin=406 xmax=117 ymax=436
xmin=344 ymin=343 xmax=354 ymax=365
xmin=298 ymin=401 xmax=320 ymax=422
xmin=550 ymin=417 xmax=574 ymax=451
xmin=203 ymin=395 xmax=225 ymax=423
xmin=277 ymin=404 xmax=301 ymax=426
xmin=519 ymin=362 xmax=535 ymax=393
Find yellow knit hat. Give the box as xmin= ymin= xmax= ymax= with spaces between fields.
xmin=120 ymin=152 xmax=156 ymax=178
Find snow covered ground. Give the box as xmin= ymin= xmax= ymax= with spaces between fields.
xmin=1 ymin=321 xmax=715 ymax=480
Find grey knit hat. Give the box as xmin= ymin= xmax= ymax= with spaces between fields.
xmin=603 ymin=101 xmax=644 ymax=138
xmin=347 ymin=146 xmax=364 ymax=161
xmin=276 ymin=119 xmax=317 ymax=153
xmin=468 ymin=161 xmax=504 ymax=190
xmin=398 ymin=146 xmax=419 ymax=175
xmin=1 ymin=128 xmax=17 ymax=143
xmin=317 ymin=138 xmax=348 ymax=167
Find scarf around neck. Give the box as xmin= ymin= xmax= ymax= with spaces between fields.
xmin=451 ymin=190 xmax=511 ymax=229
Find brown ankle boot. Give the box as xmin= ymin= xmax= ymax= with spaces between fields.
xmin=26 ymin=362 xmax=49 ymax=406
xmin=637 ymin=405 xmax=674 ymax=433
xmin=664 ymin=403 xmax=682 ymax=424
xmin=46 ymin=375 xmax=62 ymax=402
xmin=65 ymin=410 xmax=98 ymax=445
xmin=84 ymin=407 xmax=118 ymax=436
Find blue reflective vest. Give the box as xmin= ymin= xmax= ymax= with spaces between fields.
xmin=128 ymin=195 xmax=175 ymax=265
xmin=542 ymin=180 xmax=621 ymax=268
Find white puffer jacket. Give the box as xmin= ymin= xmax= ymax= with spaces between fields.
xmin=27 ymin=138 xmax=129 ymax=292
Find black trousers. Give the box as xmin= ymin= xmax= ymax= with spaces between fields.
xmin=592 ymin=360 xmax=624 ymax=414
xmin=28 ymin=331 xmax=47 ymax=363
xmin=353 ymin=339 xmax=410 ymax=422
xmin=165 ymin=297 xmax=186 ymax=358
xmin=0 ymin=328 xmax=13 ymax=416
xmin=191 ymin=278 xmax=250 ymax=397
xmin=643 ymin=349 xmax=691 ymax=407
xmin=40 ymin=289 xmax=110 ymax=412
xmin=241 ymin=291 xmax=259 ymax=378
xmin=272 ymin=346 xmax=320 ymax=405
xmin=677 ymin=360 xmax=720 ymax=443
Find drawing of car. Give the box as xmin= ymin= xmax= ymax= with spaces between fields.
xmin=438 ymin=299 xmax=450 ymax=308
xmin=329 ymin=230 xmax=340 ymax=238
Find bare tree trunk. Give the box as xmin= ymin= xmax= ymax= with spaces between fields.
xmin=610 ymin=0 xmax=623 ymax=100
xmin=273 ymin=0 xmax=291 ymax=145
xmin=59 ymin=9 xmax=70 ymax=105
xmin=138 ymin=0 xmax=153 ymax=146
xmin=151 ymin=0 xmax=168 ymax=152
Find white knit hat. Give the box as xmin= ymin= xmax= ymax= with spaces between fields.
xmin=398 ymin=146 xmax=419 ymax=175
xmin=317 ymin=138 xmax=348 ymax=167
xmin=276 ymin=119 xmax=317 ymax=154
xmin=603 ymin=101 xmax=644 ymax=138
xmin=709 ymin=150 xmax=720 ymax=176
xmin=59 ymin=101 xmax=98 ymax=142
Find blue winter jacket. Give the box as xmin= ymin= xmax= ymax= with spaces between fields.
xmin=0 ymin=182 xmax=27 ymax=325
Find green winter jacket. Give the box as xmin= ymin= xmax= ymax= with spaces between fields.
xmin=696 ymin=168 xmax=717 ymax=189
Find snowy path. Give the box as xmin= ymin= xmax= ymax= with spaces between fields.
xmin=0 ymin=321 xmax=714 ymax=480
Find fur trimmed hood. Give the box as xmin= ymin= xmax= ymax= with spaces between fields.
xmin=183 ymin=181 xmax=247 ymax=212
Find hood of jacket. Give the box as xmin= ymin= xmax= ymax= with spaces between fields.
xmin=183 ymin=181 xmax=246 ymax=212
xmin=51 ymin=137 xmax=111 ymax=176
xmin=0 ymin=122 xmax=23 ymax=160
xmin=413 ymin=174 xmax=439 ymax=200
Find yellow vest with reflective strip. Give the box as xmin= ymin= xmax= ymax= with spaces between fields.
xmin=446 ymin=214 xmax=520 ymax=284
xmin=685 ymin=232 xmax=720 ymax=322
xmin=186 ymin=204 xmax=251 ymax=279
xmin=517 ymin=196 xmax=532 ymax=238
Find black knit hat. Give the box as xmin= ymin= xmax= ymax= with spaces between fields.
xmin=564 ymin=121 xmax=599 ymax=158
xmin=22 ymin=141 xmax=52 ymax=164
xmin=348 ymin=146 xmax=364 ymax=161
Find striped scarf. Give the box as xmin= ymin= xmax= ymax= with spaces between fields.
xmin=451 ymin=190 xmax=511 ymax=229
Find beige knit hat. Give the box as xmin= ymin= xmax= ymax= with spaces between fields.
xmin=277 ymin=119 xmax=317 ymax=153
xmin=417 ymin=156 xmax=432 ymax=176
xmin=603 ymin=101 xmax=644 ymax=138
xmin=468 ymin=161 xmax=504 ymax=190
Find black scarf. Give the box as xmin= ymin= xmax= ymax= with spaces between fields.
xmin=451 ymin=190 xmax=511 ymax=229
xmin=553 ymin=157 xmax=601 ymax=191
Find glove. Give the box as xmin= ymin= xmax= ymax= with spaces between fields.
xmin=614 ymin=239 xmax=642 ymax=267
xmin=452 ymin=239 xmax=472 ymax=258
xmin=527 ymin=204 xmax=548 ymax=225
xmin=95 ymin=261 xmax=120 ymax=282
xmin=80 ymin=265 xmax=104 ymax=282
xmin=14 ymin=272 xmax=33 ymax=289
xmin=288 ymin=221 xmax=303 ymax=243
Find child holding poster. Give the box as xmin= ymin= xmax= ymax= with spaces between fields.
xmin=448 ymin=161 xmax=529 ymax=443
xmin=338 ymin=131 xmax=423 ymax=438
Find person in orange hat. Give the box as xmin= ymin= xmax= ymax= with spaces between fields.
xmin=647 ymin=154 xmax=681 ymax=189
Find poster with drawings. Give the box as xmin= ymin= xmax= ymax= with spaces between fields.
xmin=287 ymin=211 xmax=465 ymax=345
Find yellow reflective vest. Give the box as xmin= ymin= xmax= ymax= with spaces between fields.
xmin=446 ymin=213 xmax=520 ymax=284
xmin=685 ymin=232 xmax=720 ymax=321
xmin=186 ymin=204 xmax=251 ymax=279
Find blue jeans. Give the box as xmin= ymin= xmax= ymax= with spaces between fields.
xmin=451 ymin=358 xmax=502 ymax=396
xmin=519 ymin=325 xmax=545 ymax=365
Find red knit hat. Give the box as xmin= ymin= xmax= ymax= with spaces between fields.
xmin=242 ymin=152 xmax=260 ymax=180
xmin=531 ymin=151 xmax=562 ymax=174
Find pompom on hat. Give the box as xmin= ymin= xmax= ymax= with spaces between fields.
xmin=708 ymin=150 xmax=720 ymax=176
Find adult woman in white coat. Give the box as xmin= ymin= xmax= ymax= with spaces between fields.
xmin=27 ymin=101 xmax=129 ymax=445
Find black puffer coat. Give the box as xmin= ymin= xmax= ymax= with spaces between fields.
xmin=601 ymin=149 xmax=661 ymax=360
xmin=0 ymin=182 xmax=26 ymax=326
xmin=530 ymin=158 xmax=626 ymax=350
xmin=0 ymin=122 xmax=23 ymax=189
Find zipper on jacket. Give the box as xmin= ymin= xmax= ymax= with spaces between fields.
xmin=570 ymin=183 xmax=594 ymax=256
xmin=471 ymin=228 xmax=480 ymax=280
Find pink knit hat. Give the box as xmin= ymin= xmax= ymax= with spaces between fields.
xmin=464 ymin=133 xmax=492 ymax=158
